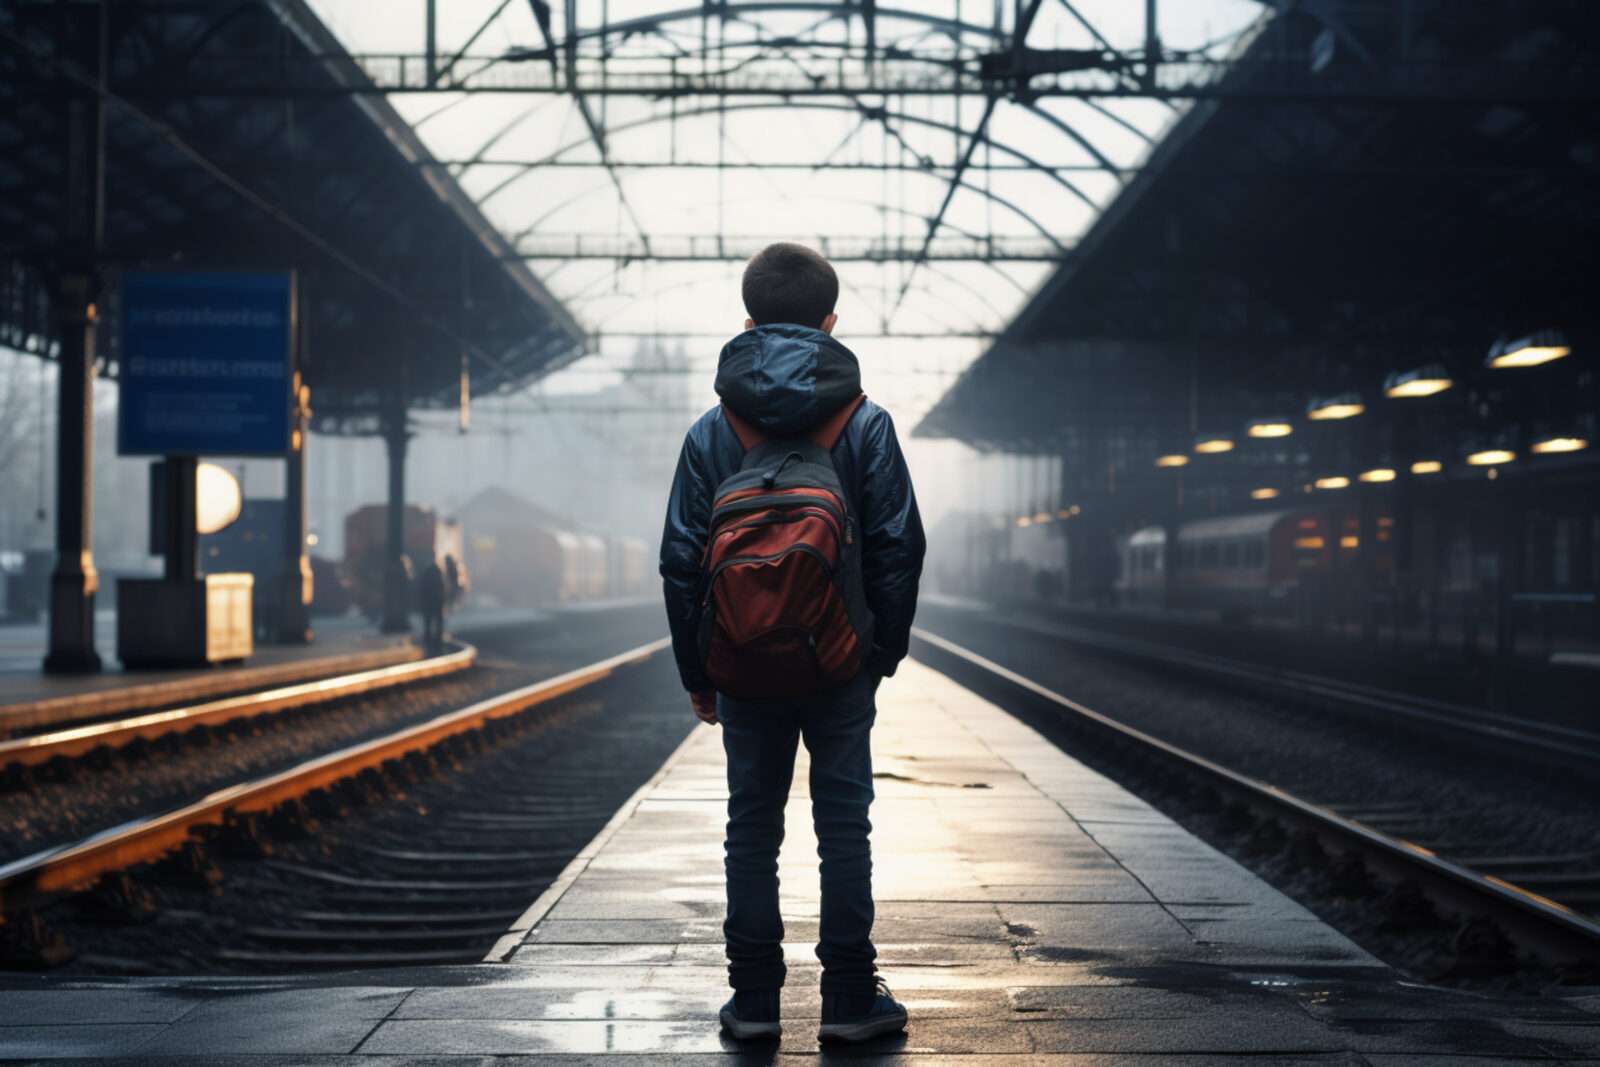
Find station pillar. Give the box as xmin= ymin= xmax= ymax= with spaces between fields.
xmin=380 ymin=415 xmax=411 ymax=634
xmin=1162 ymin=517 xmax=1181 ymax=610
xmin=1490 ymin=468 xmax=1526 ymax=712
xmin=43 ymin=274 xmax=101 ymax=674
xmin=156 ymin=456 xmax=200 ymax=581
xmin=276 ymin=378 xmax=313 ymax=644
xmin=1357 ymin=483 xmax=1378 ymax=644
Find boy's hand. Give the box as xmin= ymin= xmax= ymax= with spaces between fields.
xmin=690 ymin=689 xmax=719 ymax=725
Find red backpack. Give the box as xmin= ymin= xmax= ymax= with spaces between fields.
xmin=696 ymin=395 xmax=875 ymax=699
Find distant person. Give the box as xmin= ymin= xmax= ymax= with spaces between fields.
xmin=660 ymin=242 xmax=925 ymax=1043
xmin=444 ymin=554 xmax=463 ymax=612
xmin=418 ymin=558 xmax=445 ymax=654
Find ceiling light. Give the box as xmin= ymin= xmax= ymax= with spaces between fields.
xmin=1033 ymin=512 xmax=1053 ymax=523
xmin=1466 ymin=449 xmax=1515 ymax=466
xmin=1056 ymin=509 xmax=1072 ymax=519
xmin=1410 ymin=460 xmax=1443 ymax=474
xmin=1384 ymin=364 xmax=1453 ymax=398
xmin=1250 ymin=488 xmax=1280 ymax=500
xmin=1016 ymin=516 xmax=1033 ymax=527
xmin=1314 ymin=476 xmax=1350 ymax=489
xmin=1247 ymin=417 xmax=1293 ymax=438
xmin=1307 ymin=392 xmax=1364 ymax=420
xmin=1486 ymin=329 xmax=1570 ymax=369
xmin=1530 ymin=435 xmax=1588 ymax=454
xmin=1194 ymin=433 xmax=1234 ymax=454
xmin=1359 ymin=468 xmax=1397 ymax=482
xmin=1155 ymin=454 xmax=1189 ymax=467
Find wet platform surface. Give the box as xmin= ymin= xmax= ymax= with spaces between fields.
xmin=1 ymin=660 xmax=1597 ymax=1062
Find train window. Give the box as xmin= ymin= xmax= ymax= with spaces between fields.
xmin=1222 ymin=541 xmax=1239 ymax=568
xmin=1199 ymin=541 xmax=1219 ymax=568
xmin=1292 ymin=535 xmax=1324 ymax=567
xmin=1244 ymin=540 xmax=1264 ymax=567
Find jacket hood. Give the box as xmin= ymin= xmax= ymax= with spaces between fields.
xmin=715 ymin=324 xmax=862 ymax=436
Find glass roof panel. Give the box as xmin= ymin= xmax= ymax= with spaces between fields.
xmin=309 ymin=0 xmax=1264 ymax=424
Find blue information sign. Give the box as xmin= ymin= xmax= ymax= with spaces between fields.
xmin=118 ymin=272 xmax=295 ymax=456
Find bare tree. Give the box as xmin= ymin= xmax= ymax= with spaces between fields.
xmin=0 ymin=351 xmax=47 ymax=550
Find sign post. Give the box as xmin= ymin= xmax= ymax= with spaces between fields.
xmin=116 ymin=272 xmax=297 ymax=667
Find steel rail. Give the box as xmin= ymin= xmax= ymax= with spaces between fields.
xmin=0 ymin=643 xmax=425 ymax=738
xmin=0 ymin=645 xmax=478 ymax=769
xmin=912 ymin=627 xmax=1600 ymax=968
xmin=985 ymin=613 xmax=1600 ymax=763
xmin=0 ymin=638 xmax=670 ymax=913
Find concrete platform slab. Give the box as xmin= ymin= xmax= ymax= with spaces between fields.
xmin=0 ymin=615 xmax=419 ymax=735
xmin=0 ymin=659 xmax=1596 ymax=1061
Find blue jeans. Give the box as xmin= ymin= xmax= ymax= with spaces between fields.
xmin=718 ymin=671 xmax=880 ymax=996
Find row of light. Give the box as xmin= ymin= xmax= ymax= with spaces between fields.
xmin=1240 ymin=449 xmax=1578 ymax=500
xmin=1160 ymin=436 xmax=1587 ymax=472
xmin=1155 ymin=330 xmax=1582 ymax=469
xmin=1017 ymin=505 xmax=1081 ymax=528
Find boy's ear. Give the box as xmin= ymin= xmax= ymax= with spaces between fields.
xmin=820 ymin=313 xmax=838 ymax=335
xmin=744 ymin=317 xmax=754 ymax=330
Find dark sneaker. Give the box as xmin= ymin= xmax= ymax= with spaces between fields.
xmin=818 ymin=979 xmax=908 ymax=1043
xmin=719 ymin=989 xmax=781 ymax=1040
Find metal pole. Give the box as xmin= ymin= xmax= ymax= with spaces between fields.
xmin=380 ymin=391 xmax=411 ymax=634
xmin=425 ymin=0 xmax=437 ymax=88
xmin=277 ymin=373 xmax=312 ymax=643
xmin=43 ymin=273 xmax=101 ymax=673
xmin=43 ymin=4 xmax=106 ymax=673
xmin=160 ymin=456 xmax=199 ymax=582
xmin=1144 ymin=0 xmax=1160 ymax=90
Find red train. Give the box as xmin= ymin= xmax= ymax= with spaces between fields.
xmin=1116 ymin=508 xmax=1395 ymax=614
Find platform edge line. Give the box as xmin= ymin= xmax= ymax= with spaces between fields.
xmin=483 ymin=711 xmax=712 ymax=964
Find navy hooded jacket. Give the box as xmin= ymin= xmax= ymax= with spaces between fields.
xmin=659 ymin=324 xmax=926 ymax=693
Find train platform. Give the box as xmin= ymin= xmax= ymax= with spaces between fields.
xmin=1 ymin=661 xmax=1596 ymax=1062
xmin=0 ymin=615 xmax=420 ymax=736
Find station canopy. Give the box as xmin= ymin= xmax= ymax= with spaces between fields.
xmin=307 ymin=0 xmax=1266 ymax=421
xmin=916 ymin=0 xmax=1600 ymax=484
xmin=0 ymin=0 xmax=587 ymax=432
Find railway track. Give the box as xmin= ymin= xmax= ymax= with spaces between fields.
xmin=950 ymin=611 xmax=1600 ymax=914
xmin=0 ymin=644 xmax=477 ymax=769
xmin=0 ymin=638 xmax=679 ymax=972
xmin=983 ymin=612 xmax=1600 ymax=764
xmin=913 ymin=628 xmax=1600 ymax=978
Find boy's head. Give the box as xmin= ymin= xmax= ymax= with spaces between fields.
xmin=742 ymin=242 xmax=839 ymax=334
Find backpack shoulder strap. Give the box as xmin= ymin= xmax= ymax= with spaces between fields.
xmin=721 ymin=393 xmax=865 ymax=453
xmin=809 ymin=394 xmax=865 ymax=451
xmin=721 ymin=403 xmax=766 ymax=451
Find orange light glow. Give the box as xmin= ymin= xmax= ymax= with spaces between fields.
xmin=1530 ymin=436 xmax=1588 ymax=454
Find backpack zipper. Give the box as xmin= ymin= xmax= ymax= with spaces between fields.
xmin=699 ymin=542 xmax=835 ymax=612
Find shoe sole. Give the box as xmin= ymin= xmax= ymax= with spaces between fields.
xmin=817 ymin=1011 xmax=908 ymax=1043
xmin=719 ymin=1010 xmax=781 ymax=1040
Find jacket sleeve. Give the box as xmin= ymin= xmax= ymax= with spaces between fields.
xmin=660 ymin=417 xmax=716 ymax=692
xmin=855 ymin=406 xmax=926 ymax=677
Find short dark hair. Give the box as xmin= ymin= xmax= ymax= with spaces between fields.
xmin=742 ymin=242 xmax=838 ymax=328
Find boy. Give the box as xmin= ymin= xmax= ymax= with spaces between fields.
xmin=659 ymin=242 xmax=926 ymax=1043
